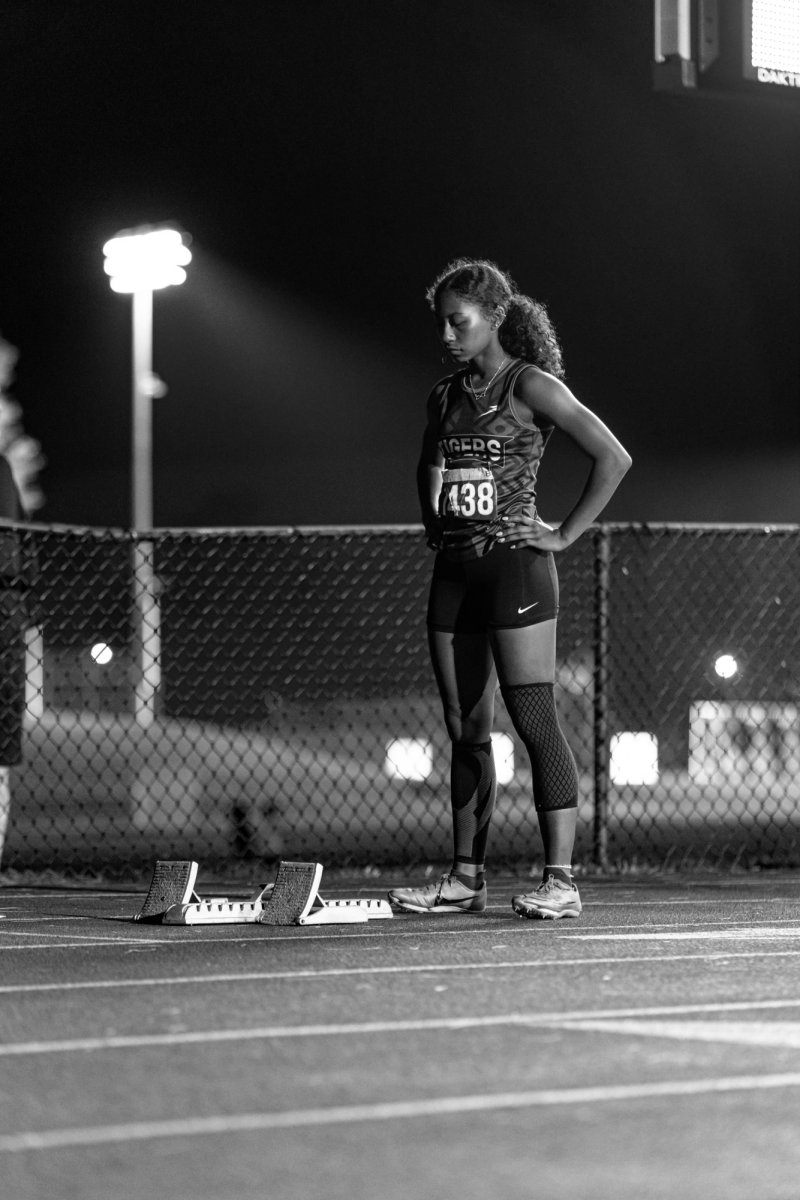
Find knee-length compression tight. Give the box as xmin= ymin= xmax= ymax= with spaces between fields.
xmin=500 ymin=683 xmax=578 ymax=811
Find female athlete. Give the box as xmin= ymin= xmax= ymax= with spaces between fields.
xmin=388 ymin=259 xmax=631 ymax=920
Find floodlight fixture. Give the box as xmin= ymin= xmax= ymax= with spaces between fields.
xmin=103 ymin=228 xmax=191 ymax=293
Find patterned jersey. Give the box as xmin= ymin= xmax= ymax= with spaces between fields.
xmin=434 ymin=359 xmax=553 ymax=561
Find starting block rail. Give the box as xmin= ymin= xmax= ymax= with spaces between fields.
xmin=135 ymin=861 xmax=392 ymax=926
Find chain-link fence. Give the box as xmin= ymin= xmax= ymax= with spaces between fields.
xmin=0 ymin=521 xmax=798 ymax=875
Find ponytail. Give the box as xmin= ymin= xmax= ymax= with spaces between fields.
xmin=499 ymin=294 xmax=564 ymax=378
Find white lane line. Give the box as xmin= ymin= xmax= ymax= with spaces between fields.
xmin=0 ymin=917 xmax=116 ymax=924
xmin=570 ymin=927 xmax=800 ymax=942
xmin=0 ymin=942 xmax=166 ymax=951
xmin=5 ymin=914 xmax=796 ymax=937
xmin=581 ymin=898 xmax=797 ymax=907
xmin=8 ymin=999 xmax=800 ymax=1056
xmin=3 ymin=1073 xmax=800 ymax=1151
xmin=0 ymin=892 xmax=142 ymax=898
xmin=558 ymin=1019 xmax=800 ymax=1049
xmin=0 ymin=931 xmax=154 ymax=943
xmin=3 ymin=942 xmax=800 ymax=997
xmin=4 ymin=914 xmax=799 ymax=952
xmin=1 ymin=949 xmax=800 ymax=1025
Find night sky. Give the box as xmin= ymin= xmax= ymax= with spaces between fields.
xmin=2 ymin=0 xmax=798 ymax=528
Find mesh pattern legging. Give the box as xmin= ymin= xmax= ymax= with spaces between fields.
xmin=500 ymin=682 xmax=578 ymax=811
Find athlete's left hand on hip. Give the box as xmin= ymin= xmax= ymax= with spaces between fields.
xmin=496 ymin=516 xmax=569 ymax=553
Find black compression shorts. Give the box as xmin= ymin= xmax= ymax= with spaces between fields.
xmin=427 ymin=543 xmax=559 ymax=634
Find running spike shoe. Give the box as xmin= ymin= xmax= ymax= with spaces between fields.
xmin=388 ymin=874 xmax=487 ymax=914
xmin=511 ymin=876 xmax=582 ymax=920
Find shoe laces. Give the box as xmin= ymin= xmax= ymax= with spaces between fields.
xmin=412 ymin=873 xmax=451 ymax=900
xmin=536 ymin=875 xmax=571 ymax=895
xmin=436 ymin=872 xmax=461 ymax=899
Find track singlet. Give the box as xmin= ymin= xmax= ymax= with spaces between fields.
xmin=434 ymin=360 xmax=553 ymax=561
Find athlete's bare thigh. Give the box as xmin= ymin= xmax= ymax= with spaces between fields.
xmin=490 ymin=618 xmax=557 ymax=686
xmin=428 ymin=629 xmax=496 ymax=744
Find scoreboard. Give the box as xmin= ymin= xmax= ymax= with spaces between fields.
xmin=744 ymin=0 xmax=800 ymax=86
xmin=654 ymin=0 xmax=800 ymax=105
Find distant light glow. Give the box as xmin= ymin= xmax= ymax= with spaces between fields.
xmin=90 ymin=642 xmax=114 ymax=665
xmin=714 ymin=654 xmax=738 ymax=679
xmin=610 ymin=732 xmax=659 ymax=786
xmin=385 ymin=738 xmax=433 ymax=782
xmin=751 ymin=0 xmax=800 ymax=73
xmin=493 ymin=733 xmax=515 ymax=785
xmin=103 ymin=228 xmax=191 ymax=293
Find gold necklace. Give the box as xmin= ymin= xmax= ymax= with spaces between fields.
xmin=463 ymin=357 xmax=508 ymax=400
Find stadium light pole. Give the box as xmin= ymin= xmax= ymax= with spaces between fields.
xmin=103 ymin=227 xmax=191 ymax=527
xmin=103 ymin=226 xmax=191 ymax=725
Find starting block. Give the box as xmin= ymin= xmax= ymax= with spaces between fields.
xmin=257 ymin=861 xmax=392 ymax=926
xmin=134 ymin=860 xmax=200 ymax=922
xmin=137 ymin=859 xmax=392 ymax=926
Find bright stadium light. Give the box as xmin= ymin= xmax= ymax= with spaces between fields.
xmin=103 ymin=228 xmax=192 ymax=294
xmin=714 ymin=654 xmax=738 ymax=679
xmin=385 ymin=739 xmax=433 ymax=782
xmin=610 ymin=733 xmax=659 ymax=786
xmin=90 ymin=642 xmax=114 ymax=666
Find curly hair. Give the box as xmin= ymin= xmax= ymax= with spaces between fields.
xmin=426 ymin=257 xmax=564 ymax=378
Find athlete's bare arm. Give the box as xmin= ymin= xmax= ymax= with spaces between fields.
xmin=497 ymin=367 xmax=631 ymax=553
xmin=417 ymin=386 xmax=446 ymax=549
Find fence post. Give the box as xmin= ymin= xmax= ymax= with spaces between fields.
xmin=24 ymin=625 xmax=44 ymax=725
xmin=593 ymin=525 xmax=611 ymax=870
xmin=133 ymin=539 xmax=161 ymax=728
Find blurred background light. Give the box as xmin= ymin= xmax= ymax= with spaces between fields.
xmin=90 ymin=642 xmax=114 ymax=665
xmin=714 ymin=654 xmax=738 ymax=679
xmin=610 ymin=732 xmax=659 ymax=786
xmin=385 ymin=738 xmax=433 ymax=782
xmin=493 ymin=733 xmax=515 ymax=786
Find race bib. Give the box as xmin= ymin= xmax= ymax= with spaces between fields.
xmin=440 ymin=466 xmax=497 ymax=521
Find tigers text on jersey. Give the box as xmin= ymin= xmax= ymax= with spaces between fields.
xmin=434 ymin=359 xmax=553 ymax=560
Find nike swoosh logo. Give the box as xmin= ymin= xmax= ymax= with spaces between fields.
xmin=479 ymin=406 xmax=498 ymax=417
xmin=517 ymin=603 xmax=539 ymax=614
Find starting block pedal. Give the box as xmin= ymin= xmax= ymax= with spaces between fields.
xmin=134 ymin=861 xmax=200 ymax=922
xmin=258 ymin=861 xmax=324 ymax=925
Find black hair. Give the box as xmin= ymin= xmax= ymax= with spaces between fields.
xmin=426 ymin=257 xmax=564 ymax=378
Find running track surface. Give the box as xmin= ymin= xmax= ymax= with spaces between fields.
xmin=2 ymin=870 xmax=800 ymax=1200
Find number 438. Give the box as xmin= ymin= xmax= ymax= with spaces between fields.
xmin=448 ymin=480 xmax=495 ymax=519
